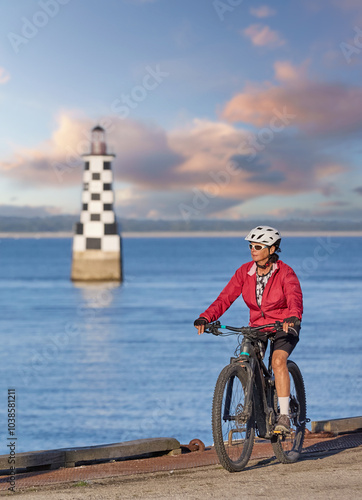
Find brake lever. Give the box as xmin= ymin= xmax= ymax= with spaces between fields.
xmin=205 ymin=320 xmax=222 ymax=335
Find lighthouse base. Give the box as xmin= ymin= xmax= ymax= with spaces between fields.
xmin=71 ymin=251 xmax=122 ymax=282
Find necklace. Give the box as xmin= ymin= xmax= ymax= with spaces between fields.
xmin=257 ymin=266 xmax=272 ymax=277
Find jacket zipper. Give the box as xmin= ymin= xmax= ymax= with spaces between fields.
xmin=256 ymin=266 xmax=278 ymax=320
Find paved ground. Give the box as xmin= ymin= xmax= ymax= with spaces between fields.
xmin=1 ymin=432 xmax=361 ymax=499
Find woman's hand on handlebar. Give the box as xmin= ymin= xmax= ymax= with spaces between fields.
xmin=282 ymin=316 xmax=301 ymax=333
xmin=194 ymin=317 xmax=208 ymax=335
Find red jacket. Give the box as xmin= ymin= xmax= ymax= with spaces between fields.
xmin=200 ymin=260 xmax=303 ymax=327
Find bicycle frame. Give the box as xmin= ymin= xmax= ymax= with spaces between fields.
xmin=208 ymin=321 xmax=281 ymax=439
xmin=232 ymin=336 xmax=277 ymax=439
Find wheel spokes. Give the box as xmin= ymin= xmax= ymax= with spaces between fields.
xmin=220 ymin=374 xmax=251 ymax=458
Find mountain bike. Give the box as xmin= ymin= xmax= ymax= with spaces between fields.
xmin=206 ymin=321 xmax=307 ymax=472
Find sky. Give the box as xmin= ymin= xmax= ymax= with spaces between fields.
xmin=1 ymin=0 xmax=362 ymax=221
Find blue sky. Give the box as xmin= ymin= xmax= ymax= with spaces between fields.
xmin=1 ymin=0 xmax=362 ymax=220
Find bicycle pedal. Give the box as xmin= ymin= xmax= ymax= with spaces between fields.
xmin=273 ymin=429 xmax=292 ymax=436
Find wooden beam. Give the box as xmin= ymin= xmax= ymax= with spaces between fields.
xmin=64 ymin=437 xmax=181 ymax=467
xmin=312 ymin=416 xmax=362 ymax=435
xmin=0 ymin=437 xmax=181 ymax=473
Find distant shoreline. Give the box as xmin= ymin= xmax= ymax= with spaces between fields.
xmin=1 ymin=231 xmax=362 ymax=238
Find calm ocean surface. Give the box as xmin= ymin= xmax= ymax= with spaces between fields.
xmin=0 ymin=236 xmax=361 ymax=453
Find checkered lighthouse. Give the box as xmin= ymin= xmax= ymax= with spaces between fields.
xmin=71 ymin=125 xmax=122 ymax=281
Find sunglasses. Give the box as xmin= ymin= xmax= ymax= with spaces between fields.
xmin=249 ymin=243 xmax=268 ymax=251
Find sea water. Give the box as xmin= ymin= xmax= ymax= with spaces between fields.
xmin=0 ymin=236 xmax=361 ymax=452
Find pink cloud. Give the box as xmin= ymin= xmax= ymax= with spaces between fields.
xmin=0 ymin=110 xmax=350 ymax=219
xmin=274 ymin=60 xmax=309 ymax=82
xmin=0 ymin=67 xmax=10 ymax=84
xmin=0 ymin=112 xmax=184 ymax=187
xmin=221 ymin=62 xmax=362 ymax=135
xmin=243 ymin=24 xmax=286 ymax=48
xmin=250 ymin=6 xmax=276 ymax=18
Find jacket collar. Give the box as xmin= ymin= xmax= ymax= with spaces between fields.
xmin=248 ymin=262 xmax=278 ymax=276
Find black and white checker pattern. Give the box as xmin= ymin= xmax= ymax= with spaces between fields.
xmin=73 ymin=154 xmax=120 ymax=252
xmin=256 ymin=271 xmax=272 ymax=307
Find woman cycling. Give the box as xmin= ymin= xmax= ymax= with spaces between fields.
xmin=194 ymin=226 xmax=303 ymax=433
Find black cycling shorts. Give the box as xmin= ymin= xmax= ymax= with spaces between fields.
xmin=259 ymin=326 xmax=300 ymax=356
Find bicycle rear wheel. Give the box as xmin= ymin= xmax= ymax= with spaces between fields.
xmin=271 ymin=360 xmax=307 ymax=463
xmin=212 ymin=363 xmax=255 ymax=472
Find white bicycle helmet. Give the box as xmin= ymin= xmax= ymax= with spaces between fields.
xmin=245 ymin=226 xmax=281 ymax=246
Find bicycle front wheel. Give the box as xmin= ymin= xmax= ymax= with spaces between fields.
xmin=271 ymin=360 xmax=307 ymax=463
xmin=212 ymin=363 xmax=255 ymax=472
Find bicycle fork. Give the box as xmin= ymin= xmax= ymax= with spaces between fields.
xmin=222 ymin=358 xmax=255 ymax=446
xmin=233 ymin=357 xmax=255 ymax=424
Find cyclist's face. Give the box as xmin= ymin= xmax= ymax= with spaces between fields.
xmin=250 ymin=242 xmax=274 ymax=263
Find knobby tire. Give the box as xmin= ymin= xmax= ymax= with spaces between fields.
xmin=271 ymin=360 xmax=307 ymax=463
xmin=212 ymin=363 xmax=255 ymax=472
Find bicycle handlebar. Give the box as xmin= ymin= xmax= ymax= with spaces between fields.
xmin=205 ymin=320 xmax=283 ymax=337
